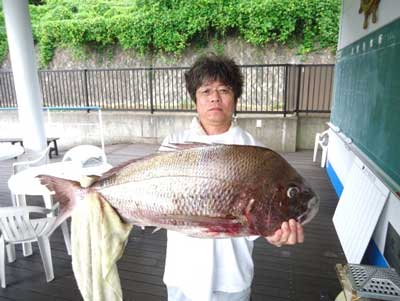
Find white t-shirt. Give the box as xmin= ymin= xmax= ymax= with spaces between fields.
xmin=162 ymin=117 xmax=263 ymax=301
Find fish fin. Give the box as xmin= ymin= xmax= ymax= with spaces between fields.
xmin=94 ymin=154 xmax=161 ymax=182
xmin=245 ymin=198 xmax=256 ymax=215
xmin=158 ymin=144 xmax=181 ymax=152
xmin=163 ymin=142 xmax=270 ymax=151
xmin=152 ymin=227 xmax=161 ymax=234
xmin=159 ymin=142 xmax=215 ymax=152
xmin=160 ymin=215 xmax=246 ymax=236
xmin=173 ymin=142 xmax=213 ymax=148
xmin=36 ymin=175 xmax=81 ymax=227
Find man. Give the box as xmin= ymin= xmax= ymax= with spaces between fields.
xmin=161 ymin=54 xmax=303 ymax=301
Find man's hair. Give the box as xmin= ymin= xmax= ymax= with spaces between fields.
xmin=184 ymin=54 xmax=243 ymax=103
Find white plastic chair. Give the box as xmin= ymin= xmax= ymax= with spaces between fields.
xmin=313 ymin=129 xmax=329 ymax=168
xmin=0 ymin=203 xmax=66 ymax=288
xmin=10 ymin=145 xmax=71 ymax=257
xmin=12 ymin=145 xmax=52 ymax=175
xmin=12 ymin=145 xmax=52 ymax=209
xmin=62 ymin=144 xmax=108 ymax=168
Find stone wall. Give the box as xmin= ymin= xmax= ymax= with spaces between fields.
xmin=1 ymin=37 xmax=335 ymax=70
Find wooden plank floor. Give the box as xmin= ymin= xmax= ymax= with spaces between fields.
xmin=0 ymin=144 xmax=346 ymax=301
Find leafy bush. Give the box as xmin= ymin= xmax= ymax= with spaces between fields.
xmin=0 ymin=13 xmax=6 ymax=62
xmin=0 ymin=0 xmax=340 ymax=67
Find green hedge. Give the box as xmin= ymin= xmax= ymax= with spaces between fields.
xmin=0 ymin=0 xmax=340 ymax=67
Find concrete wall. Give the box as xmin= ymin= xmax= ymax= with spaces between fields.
xmin=0 ymin=110 xmax=328 ymax=152
xmin=296 ymin=115 xmax=330 ymax=149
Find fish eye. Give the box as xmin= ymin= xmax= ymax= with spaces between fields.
xmin=287 ymin=186 xmax=300 ymax=198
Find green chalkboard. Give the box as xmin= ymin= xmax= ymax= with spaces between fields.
xmin=331 ymin=17 xmax=400 ymax=188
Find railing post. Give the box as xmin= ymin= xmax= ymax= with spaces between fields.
xmin=295 ymin=65 xmax=302 ymax=115
xmin=283 ymin=65 xmax=288 ymax=117
xmin=149 ymin=66 xmax=154 ymax=114
xmin=38 ymin=70 xmax=44 ymax=107
xmin=83 ymin=69 xmax=89 ymax=111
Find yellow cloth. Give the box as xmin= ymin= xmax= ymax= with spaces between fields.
xmin=71 ymin=192 xmax=133 ymax=301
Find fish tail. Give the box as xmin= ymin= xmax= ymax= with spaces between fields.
xmin=37 ymin=175 xmax=83 ymax=227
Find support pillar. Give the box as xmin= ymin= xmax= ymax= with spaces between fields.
xmin=3 ymin=0 xmax=46 ymax=154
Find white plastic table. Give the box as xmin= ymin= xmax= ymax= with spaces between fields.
xmin=0 ymin=143 xmax=24 ymax=161
xmin=8 ymin=161 xmax=112 ymax=197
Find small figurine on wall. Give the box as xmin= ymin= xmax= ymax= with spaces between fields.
xmin=359 ymin=0 xmax=380 ymax=29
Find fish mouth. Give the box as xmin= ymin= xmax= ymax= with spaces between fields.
xmin=297 ymin=195 xmax=319 ymax=225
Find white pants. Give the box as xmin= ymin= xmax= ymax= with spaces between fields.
xmin=167 ymin=286 xmax=251 ymax=301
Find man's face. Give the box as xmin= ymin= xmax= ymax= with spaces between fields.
xmin=195 ymin=80 xmax=235 ymax=128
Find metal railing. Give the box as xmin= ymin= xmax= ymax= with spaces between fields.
xmin=0 ymin=64 xmax=334 ymax=114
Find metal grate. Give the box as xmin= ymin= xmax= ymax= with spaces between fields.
xmin=347 ymin=264 xmax=400 ymax=300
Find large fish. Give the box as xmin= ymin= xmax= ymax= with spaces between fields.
xmin=38 ymin=144 xmax=319 ymax=237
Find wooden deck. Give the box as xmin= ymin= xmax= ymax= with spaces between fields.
xmin=0 ymin=144 xmax=346 ymax=301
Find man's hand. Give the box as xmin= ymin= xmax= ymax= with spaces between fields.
xmin=265 ymin=219 xmax=304 ymax=247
